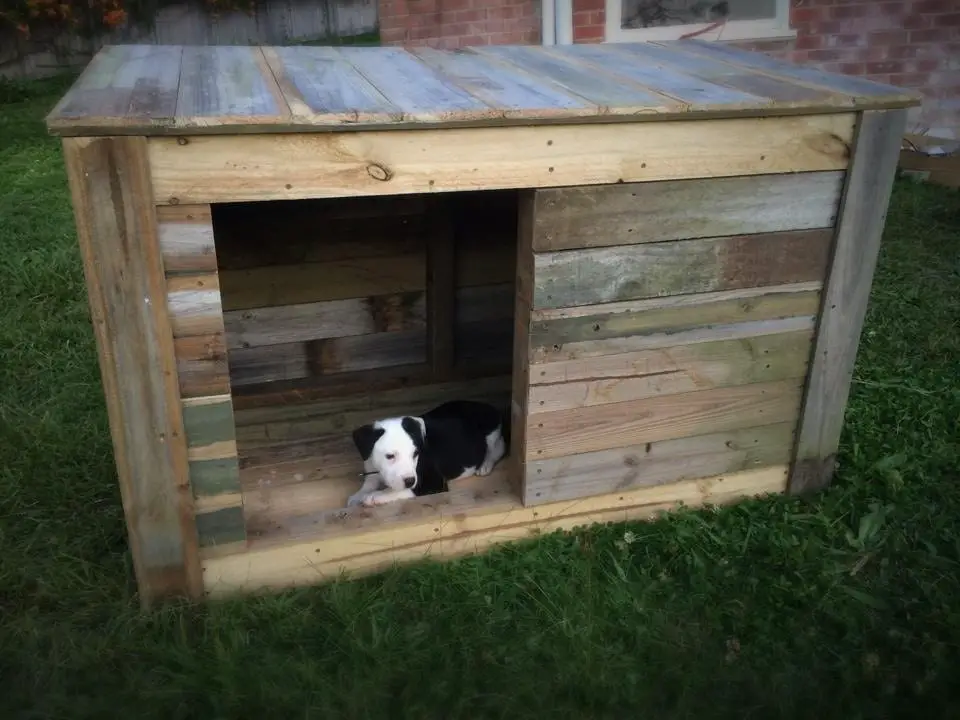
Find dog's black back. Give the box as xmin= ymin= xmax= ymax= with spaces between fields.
xmin=411 ymin=400 xmax=507 ymax=497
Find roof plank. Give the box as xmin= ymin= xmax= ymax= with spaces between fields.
xmin=474 ymin=44 xmax=679 ymax=113
xmin=263 ymin=46 xmax=400 ymax=124
xmin=176 ymin=46 xmax=289 ymax=127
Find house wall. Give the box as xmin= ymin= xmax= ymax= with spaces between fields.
xmin=378 ymin=0 xmax=959 ymax=137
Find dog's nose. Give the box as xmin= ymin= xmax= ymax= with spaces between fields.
xmin=403 ymin=476 xmax=417 ymax=489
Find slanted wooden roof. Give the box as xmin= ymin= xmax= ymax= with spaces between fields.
xmin=46 ymin=40 xmax=921 ymax=136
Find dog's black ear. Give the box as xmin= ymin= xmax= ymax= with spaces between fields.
xmin=401 ymin=416 xmax=426 ymax=450
xmin=352 ymin=424 xmax=384 ymax=460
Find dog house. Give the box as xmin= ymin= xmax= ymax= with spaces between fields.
xmin=47 ymin=41 xmax=918 ymax=607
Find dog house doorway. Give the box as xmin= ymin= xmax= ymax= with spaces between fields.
xmin=209 ymin=190 xmax=519 ymax=542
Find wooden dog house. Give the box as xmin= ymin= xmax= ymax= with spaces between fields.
xmin=47 ymin=41 xmax=918 ymax=607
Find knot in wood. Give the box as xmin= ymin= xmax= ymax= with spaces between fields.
xmin=366 ymin=163 xmax=393 ymax=182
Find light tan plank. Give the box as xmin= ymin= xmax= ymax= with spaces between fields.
xmin=174 ymin=333 xmax=230 ymax=398
xmin=157 ymin=204 xmax=217 ymax=275
xmin=791 ymin=109 xmax=909 ymax=493
xmin=62 ymin=136 xmax=201 ymax=607
xmin=526 ymin=378 xmax=803 ymax=461
xmin=167 ymin=273 xmax=223 ymax=338
xmin=533 ymin=230 xmax=832 ymax=310
xmin=531 ymin=172 xmax=843 ymax=251
xmin=202 ymin=466 xmax=788 ymax=597
xmin=525 ymin=422 xmax=795 ymax=504
xmin=148 ymin=114 xmax=856 ymax=204
xmin=529 ymin=330 xmax=812 ymax=414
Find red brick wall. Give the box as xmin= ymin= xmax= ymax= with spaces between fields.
xmin=573 ymin=0 xmax=605 ymax=43
xmin=378 ymin=0 xmax=539 ymax=48
xmin=733 ymin=0 xmax=960 ymax=137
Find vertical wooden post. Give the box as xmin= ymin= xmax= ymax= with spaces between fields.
xmin=789 ymin=109 xmax=909 ymax=494
xmin=63 ymin=136 xmax=203 ymax=606
xmin=510 ymin=191 xmax=535 ymax=501
xmin=426 ymin=197 xmax=456 ymax=379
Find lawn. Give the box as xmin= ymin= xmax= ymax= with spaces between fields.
xmin=1 ymin=76 xmax=959 ymax=720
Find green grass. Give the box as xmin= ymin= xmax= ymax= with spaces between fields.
xmin=2 ymin=79 xmax=960 ymax=720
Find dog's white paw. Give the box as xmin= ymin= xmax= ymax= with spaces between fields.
xmin=477 ymin=463 xmax=494 ymax=477
xmin=346 ymin=492 xmax=367 ymax=508
xmin=361 ymin=492 xmax=383 ymax=508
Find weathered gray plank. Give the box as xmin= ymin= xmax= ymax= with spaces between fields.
xmin=50 ymin=46 xmax=182 ymax=124
xmin=475 ymin=45 xmax=677 ymax=112
xmin=525 ymin=422 xmax=795 ymax=505
xmin=195 ymin=506 xmax=246 ymax=548
xmin=532 ymin=172 xmax=843 ymax=251
xmin=791 ymin=109 xmax=909 ymax=493
xmin=533 ymin=230 xmax=833 ymax=310
xmin=615 ymin=42 xmax=846 ymax=107
xmin=177 ymin=46 xmax=288 ymax=124
xmin=264 ymin=46 xmax=400 ymax=123
xmin=674 ymin=40 xmax=922 ymax=104
xmin=411 ymin=48 xmax=597 ymax=118
xmin=62 ymin=135 xmax=201 ymax=606
xmin=551 ymin=43 xmax=763 ymax=107
xmin=174 ymin=333 xmax=230 ymax=398
xmin=190 ymin=457 xmax=242 ymax=497
xmin=336 ymin=47 xmax=496 ymax=122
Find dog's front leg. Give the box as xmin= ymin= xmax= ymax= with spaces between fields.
xmin=361 ymin=488 xmax=416 ymax=507
xmin=347 ymin=473 xmax=383 ymax=508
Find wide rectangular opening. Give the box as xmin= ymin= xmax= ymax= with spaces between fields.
xmin=210 ymin=190 xmax=520 ymax=547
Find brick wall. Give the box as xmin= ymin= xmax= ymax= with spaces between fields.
xmin=378 ymin=0 xmax=539 ymax=47
xmin=572 ymin=0 xmax=605 ymax=43
xmin=733 ymin=0 xmax=960 ymax=137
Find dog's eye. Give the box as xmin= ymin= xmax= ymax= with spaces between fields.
xmin=385 ymin=453 xmax=395 ymax=460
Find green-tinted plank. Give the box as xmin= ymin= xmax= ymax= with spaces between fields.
xmin=182 ymin=397 xmax=236 ymax=448
xmin=190 ymin=457 xmax=242 ymax=497
xmin=195 ymin=506 xmax=246 ymax=548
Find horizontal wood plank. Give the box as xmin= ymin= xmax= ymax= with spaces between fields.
xmin=174 ymin=333 xmax=230 ymax=398
xmin=530 ymin=283 xmax=821 ymax=358
xmin=531 ymin=172 xmax=843 ymax=251
xmin=157 ymin=204 xmax=217 ymax=274
xmin=525 ymin=422 xmax=795 ymax=504
xmin=147 ymin=114 xmax=856 ymax=204
xmin=529 ymin=330 xmax=812 ymax=414
xmin=167 ymin=273 xmax=223 ymax=338
xmin=182 ymin=394 xmax=237 ymax=452
xmin=190 ymin=457 xmax=242 ymax=497
xmin=533 ymin=230 xmax=832 ymax=310
xmin=525 ymin=378 xmax=803 ymax=460
xmin=195 ymin=505 xmax=247 ymax=548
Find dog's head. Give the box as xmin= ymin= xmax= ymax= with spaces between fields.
xmin=352 ymin=416 xmax=426 ymax=491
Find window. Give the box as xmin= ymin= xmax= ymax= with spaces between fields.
xmin=604 ymin=0 xmax=794 ymax=43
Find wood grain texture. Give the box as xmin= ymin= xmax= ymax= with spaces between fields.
xmin=195 ymin=505 xmax=246 ymax=548
xmin=157 ymin=204 xmax=217 ymax=274
xmin=613 ymin=43 xmax=847 ymax=108
xmin=147 ymin=113 xmax=856 ymax=204
xmin=511 ymin=191 xmax=536 ymax=498
xmin=48 ymin=44 xmax=918 ymax=137
xmin=525 ymin=422 xmax=795 ymax=504
xmin=533 ymin=230 xmax=832 ymax=310
xmin=531 ymin=172 xmax=843 ymax=251
xmin=62 ymin=136 xmax=201 ymax=607
xmin=262 ymin=46 xmax=400 ymax=124
xmin=174 ymin=333 xmax=230 ymax=398
xmin=673 ymin=40 xmax=923 ymax=105
xmin=530 ymin=284 xmax=820 ymax=360
xmin=555 ymin=43 xmax=763 ymax=107
xmin=474 ymin=45 xmax=679 ymax=113
xmin=791 ymin=109 xmax=909 ymax=494
xmin=182 ymin=394 xmax=237 ymax=452
xmin=189 ymin=457 xmax=242 ymax=497
xmin=427 ymin=199 xmax=456 ymax=376
xmin=529 ymin=330 xmax=812 ymax=414
xmin=412 ymin=48 xmax=597 ymax=119
xmin=167 ymin=273 xmax=223 ymax=337
xmin=526 ymin=377 xmax=803 ymax=461
xmin=222 ymin=292 xmax=426 ymax=350
xmin=202 ymin=466 xmax=788 ymax=597
xmin=176 ymin=46 xmax=289 ymax=127
xmin=47 ymin=46 xmax=183 ymax=130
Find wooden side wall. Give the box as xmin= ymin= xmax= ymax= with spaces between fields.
xmin=211 ymin=192 xmax=516 ymax=401
xmin=159 ymin=204 xmax=246 ymax=552
xmin=515 ymin=172 xmax=844 ymax=506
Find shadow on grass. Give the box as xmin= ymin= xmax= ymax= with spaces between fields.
xmin=0 ymin=78 xmax=959 ymax=719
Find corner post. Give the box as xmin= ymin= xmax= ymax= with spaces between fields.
xmin=63 ymin=136 xmax=203 ymax=606
xmin=789 ymin=109 xmax=909 ymax=494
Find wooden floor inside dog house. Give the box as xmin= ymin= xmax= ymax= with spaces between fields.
xmin=211 ymin=190 xmax=520 ymax=551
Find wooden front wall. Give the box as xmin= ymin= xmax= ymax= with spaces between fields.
xmin=512 ymin=172 xmax=844 ymax=506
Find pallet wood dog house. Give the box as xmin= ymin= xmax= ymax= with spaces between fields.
xmin=47 ymin=41 xmax=919 ymax=607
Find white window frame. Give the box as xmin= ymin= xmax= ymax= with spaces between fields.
xmin=604 ymin=0 xmax=795 ymax=43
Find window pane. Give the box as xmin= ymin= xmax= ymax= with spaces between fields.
xmin=621 ymin=0 xmax=777 ymax=30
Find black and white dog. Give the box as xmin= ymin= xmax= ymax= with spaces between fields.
xmin=347 ymin=400 xmax=508 ymax=508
